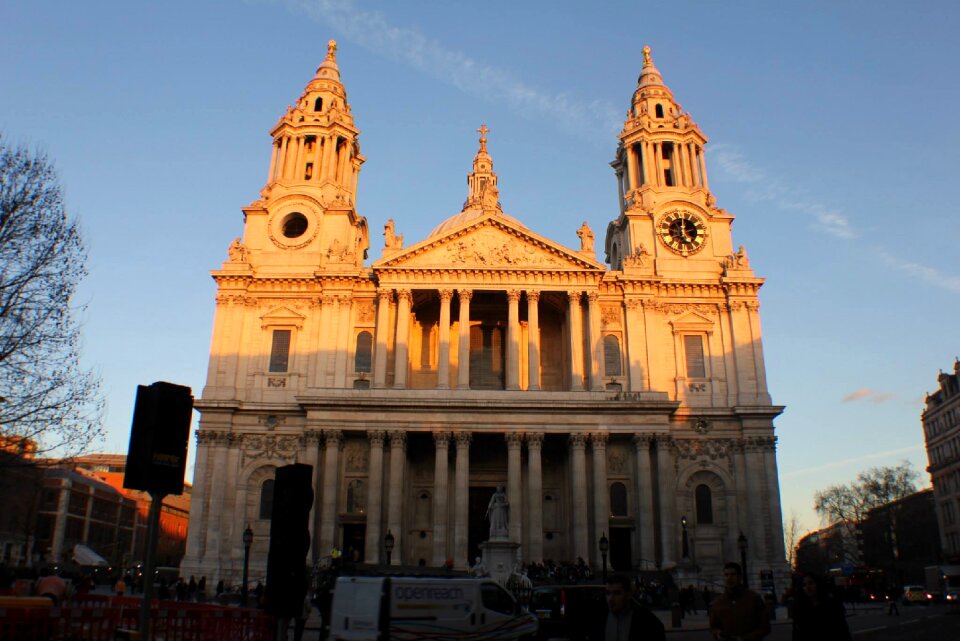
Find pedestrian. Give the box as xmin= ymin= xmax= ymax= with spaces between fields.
xmin=792 ymin=573 xmax=850 ymax=641
xmin=187 ymin=575 xmax=197 ymax=601
xmin=708 ymin=562 xmax=770 ymax=641
xmin=294 ymin=590 xmax=313 ymax=641
xmin=197 ymin=576 xmax=206 ymax=602
xmin=886 ymin=589 xmax=900 ymax=617
xmin=114 ymin=576 xmax=126 ymax=597
xmin=598 ymin=572 xmax=665 ymax=641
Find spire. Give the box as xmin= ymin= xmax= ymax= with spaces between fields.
xmin=313 ymin=40 xmax=341 ymax=83
xmin=463 ymin=123 xmax=501 ymax=213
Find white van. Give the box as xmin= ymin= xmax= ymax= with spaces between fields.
xmin=330 ymin=575 xmax=538 ymax=641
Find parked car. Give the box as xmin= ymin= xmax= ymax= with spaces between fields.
xmin=902 ymin=585 xmax=933 ymax=605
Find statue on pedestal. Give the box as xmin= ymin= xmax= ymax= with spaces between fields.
xmin=485 ymin=485 xmax=509 ymax=541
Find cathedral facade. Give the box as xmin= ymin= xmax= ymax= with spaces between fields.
xmin=181 ymin=42 xmax=788 ymax=587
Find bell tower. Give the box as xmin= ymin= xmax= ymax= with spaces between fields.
xmin=233 ymin=40 xmax=369 ymax=275
xmin=605 ymin=46 xmax=735 ymax=276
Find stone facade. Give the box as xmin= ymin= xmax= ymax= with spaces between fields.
xmin=181 ymin=42 xmax=789 ymax=587
xmin=923 ymin=359 xmax=960 ymax=560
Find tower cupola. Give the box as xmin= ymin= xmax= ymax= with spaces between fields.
xmin=463 ymin=124 xmax=502 ymax=213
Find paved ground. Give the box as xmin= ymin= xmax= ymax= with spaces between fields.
xmin=660 ymin=603 xmax=960 ymax=640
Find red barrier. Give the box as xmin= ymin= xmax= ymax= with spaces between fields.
xmin=0 ymin=602 xmax=274 ymax=641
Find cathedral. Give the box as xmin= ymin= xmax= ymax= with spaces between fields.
xmin=181 ymin=41 xmax=788 ymax=588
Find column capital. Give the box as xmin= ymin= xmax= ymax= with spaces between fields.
xmin=654 ymin=434 xmax=674 ymax=452
xmin=389 ymin=430 xmax=407 ymax=447
xmin=632 ymin=432 xmax=655 ymax=448
xmin=590 ymin=432 xmax=609 ymax=448
xmin=321 ymin=293 xmax=338 ymax=306
xmin=506 ymin=289 xmax=521 ymax=303
xmin=454 ymin=431 xmax=472 ymax=448
xmin=458 ymin=289 xmax=473 ymax=303
xmin=324 ymin=429 xmax=344 ymax=447
xmin=525 ymin=432 xmax=544 ymax=448
xmin=368 ymin=430 xmax=387 ymax=446
xmin=569 ymin=432 xmax=587 ymax=449
xmin=587 ymin=291 xmax=600 ymax=304
xmin=396 ymin=289 xmax=412 ymax=303
xmin=567 ymin=290 xmax=582 ymax=304
xmin=433 ymin=431 xmax=451 ymax=447
xmin=526 ymin=290 xmax=540 ymax=303
xmin=625 ymin=298 xmax=643 ymax=312
xmin=505 ymin=431 xmax=523 ymax=448
xmin=377 ymin=289 xmax=393 ymax=302
xmin=304 ymin=430 xmax=324 ymax=445
xmin=439 ymin=289 xmax=454 ymax=302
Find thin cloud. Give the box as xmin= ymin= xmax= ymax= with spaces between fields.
xmin=842 ymin=388 xmax=896 ymax=404
xmin=280 ymin=0 xmax=622 ymax=140
xmin=876 ymin=248 xmax=960 ymax=294
xmin=780 ymin=444 xmax=925 ymax=480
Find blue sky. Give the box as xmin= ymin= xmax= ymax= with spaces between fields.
xmin=2 ymin=0 xmax=958 ymax=537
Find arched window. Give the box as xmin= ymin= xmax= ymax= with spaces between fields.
xmin=314 ymin=97 xmax=323 ymax=111
xmin=610 ymin=482 xmax=628 ymax=516
xmin=603 ymin=335 xmax=622 ymax=376
xmin=695 ymin=484 xmax=713 ymax=524
xmin=354 ymin=331 xmax=373 ymax=373
xmin=655 ymin=103 xmax=664 ymax=118
xmin=258 ymin=479 xmax=275 ymax=520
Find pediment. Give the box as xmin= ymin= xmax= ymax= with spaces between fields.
xmin=373 ymin=216 xmax=603 ymax=271
xmin=669 ymin=311 xmax=714 ymax=334
xmin=260 ymin=306 xmax=306 ymax=329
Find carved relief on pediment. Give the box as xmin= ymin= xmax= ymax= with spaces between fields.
xmin=400 ymin=227 xmax=571 ymax=269
xmin=241 ymin=433 xmax=301 ymax=465
xmin=344 ymin=440 xmax=369 ymax=473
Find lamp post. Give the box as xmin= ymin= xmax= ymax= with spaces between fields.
xmin=737 ymin=532 xmax=748 ymax=589
xmin=242 ymin=525 xmax=253 ymax=607
xmin=599 ymin=532 xmax=609 ymax=581
xmin=384 ymin=530 xmax=395 ymax=567
xmin=681 ymin=516 xmax=689 ymax=559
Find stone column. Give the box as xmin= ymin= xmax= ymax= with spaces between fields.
xmin=432 ymin=432 xmax=451 ymax=566
xmin=526 ymin=291 xmax=541 ymax=391
xmin=319 ymin=430 xmax=343 ymax=554
xmin=526 ymin=433 xmax=544 ymax=562
xmin=333 ymin=295 xmax=353 ymax=387
xmin=204 ymin=433 xmax=230 ymax=567
xmin=221 ymin=440 xmax=242 ymax=570
xmin=590 ymin=432 xmax=610 ymax=566
xmin=312 ymin=135 xmax=323 ymax=182
xmin=49 ymin=478 xmax=72 ymax=562
xmin=625 ymin=300 xmax=649 ymax=391
xmin=626 ymin=145 xmax=639 ymax=191
xmin=699 ymin=146 xmax=709 ymax=190
xmin=304 ymin=430 xmax=322 ymax=561
xmin=656 ymin=436 xmax=677 ymax=567
xmin=569 ymin=433 xmax=589 ymax=562
xmin=506 ymin=432 xmax=523 ymax=551
xmin=744 ymin=437 xmax=769 ymax=564
xmin=323 ymin=134 xmax=336 ymax=180
xmin=183 ymin=431 xmax=211 ymax=568
xmin=373 ymin=290 xmax=392 ymax=388
xmin=268 ymin=141 xmax=279 ymax=183
xmin=587 ymin=292 xmax=604 ymax=391
xmin=762 ymin=437 xmax=787 ymax=564
xmin=567 ymin=291 xmax=584 ymax=391
xmin=457 ymin=290 xmax=472 ymax=389
xmin=454 ymin=432 xmax=471 ymax=567
xmin=393 ymin=289 xmax=411 ymax=389
xmin=437 ymin=290 xmax=453 ymax=389
xmin=506 ymin=290 xmax=521 ymax=390
xmin=746 ymin=301 xmax=772 ymax=404
xmin=386 ymin=431 xmax=407 ymax=565
xmin=279 ymin=136 xmax=290 ymax=180
xmin=364 ymin=431 xmax=386 ymax=563
xmin=294 ymin=135 xmax=305 ymax=178
xmin=632 ymin=434 xmax=657 ymax=568
xmin=732 ymin=438 xmax=750 ymax=556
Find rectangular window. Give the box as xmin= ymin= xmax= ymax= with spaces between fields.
xmin=269 ymin=329 xmax=291 ymax=373
xmin=684 ymin=335 xmax=706 ymax=379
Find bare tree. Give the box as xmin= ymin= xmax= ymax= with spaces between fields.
xmin=783 ymin=510 xmax=804 ymax=569
xmin=813 ymin=461 xmax=918 ymax=565
xmin=0 ymin=137 xmax=103 ymax=463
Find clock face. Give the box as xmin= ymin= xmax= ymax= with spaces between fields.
xmin=656 ymin=210 xmax=708 ymax=255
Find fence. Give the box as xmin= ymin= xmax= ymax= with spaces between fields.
xmin=0 ymin=596 xmax=274 ymax=641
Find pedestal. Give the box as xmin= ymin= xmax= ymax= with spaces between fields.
xmin=480 ymin=540 xmax=520 ymax=585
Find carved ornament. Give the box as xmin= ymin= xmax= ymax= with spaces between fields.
xmin=242 ymin=434 xmax=301 ymax=463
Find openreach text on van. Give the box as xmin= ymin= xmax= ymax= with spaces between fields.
xmin=394 ymin=585 xmax=465 ymax=600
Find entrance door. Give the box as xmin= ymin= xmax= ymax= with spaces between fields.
xmin=468 ymin=486 xmax=496 ymax=564
xmin=610 ymin=527 xmax=632 ymax=571
xmin=341 ymin=523 xmax=366 ymax=563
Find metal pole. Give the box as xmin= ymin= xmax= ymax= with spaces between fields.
xmin=242 ymin=539 xmax=251 ymax=606
xmin=139 ymin=492 xmax=165 ymax=641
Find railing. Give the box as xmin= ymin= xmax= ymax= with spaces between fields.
xmin=0 ymin=597 xmax=274 ymax=641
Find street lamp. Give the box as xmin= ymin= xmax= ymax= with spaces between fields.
xmin=737 ymin=532 xmax=748 ymax=589
xmin=599 ymin=532 xmax=609 ymax=581
xmin=681 ymin=516 xmax=689 ymax=559
xmin=384 ymin=530 xmax=395 ymax=566
xmin=242 ymin=526 xmax=253 ymax=606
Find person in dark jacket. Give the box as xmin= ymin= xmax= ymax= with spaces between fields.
xmin=709 ymin=562 xmax=770 ymax=641
xmin=600 ymin=573 xmax=665 ymax=641
xmin=792 ymin=573 xmax=851 ymax=641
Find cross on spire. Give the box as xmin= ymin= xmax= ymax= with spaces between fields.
xmin=477 ymin=124 xmax=489 ymax=152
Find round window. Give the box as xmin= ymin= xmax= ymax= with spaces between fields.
xmin=282 ymin=212 xmax=309 ymax=238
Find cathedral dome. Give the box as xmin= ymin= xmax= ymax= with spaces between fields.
xmin=427 ymin=209 xmax=525 ymax=238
